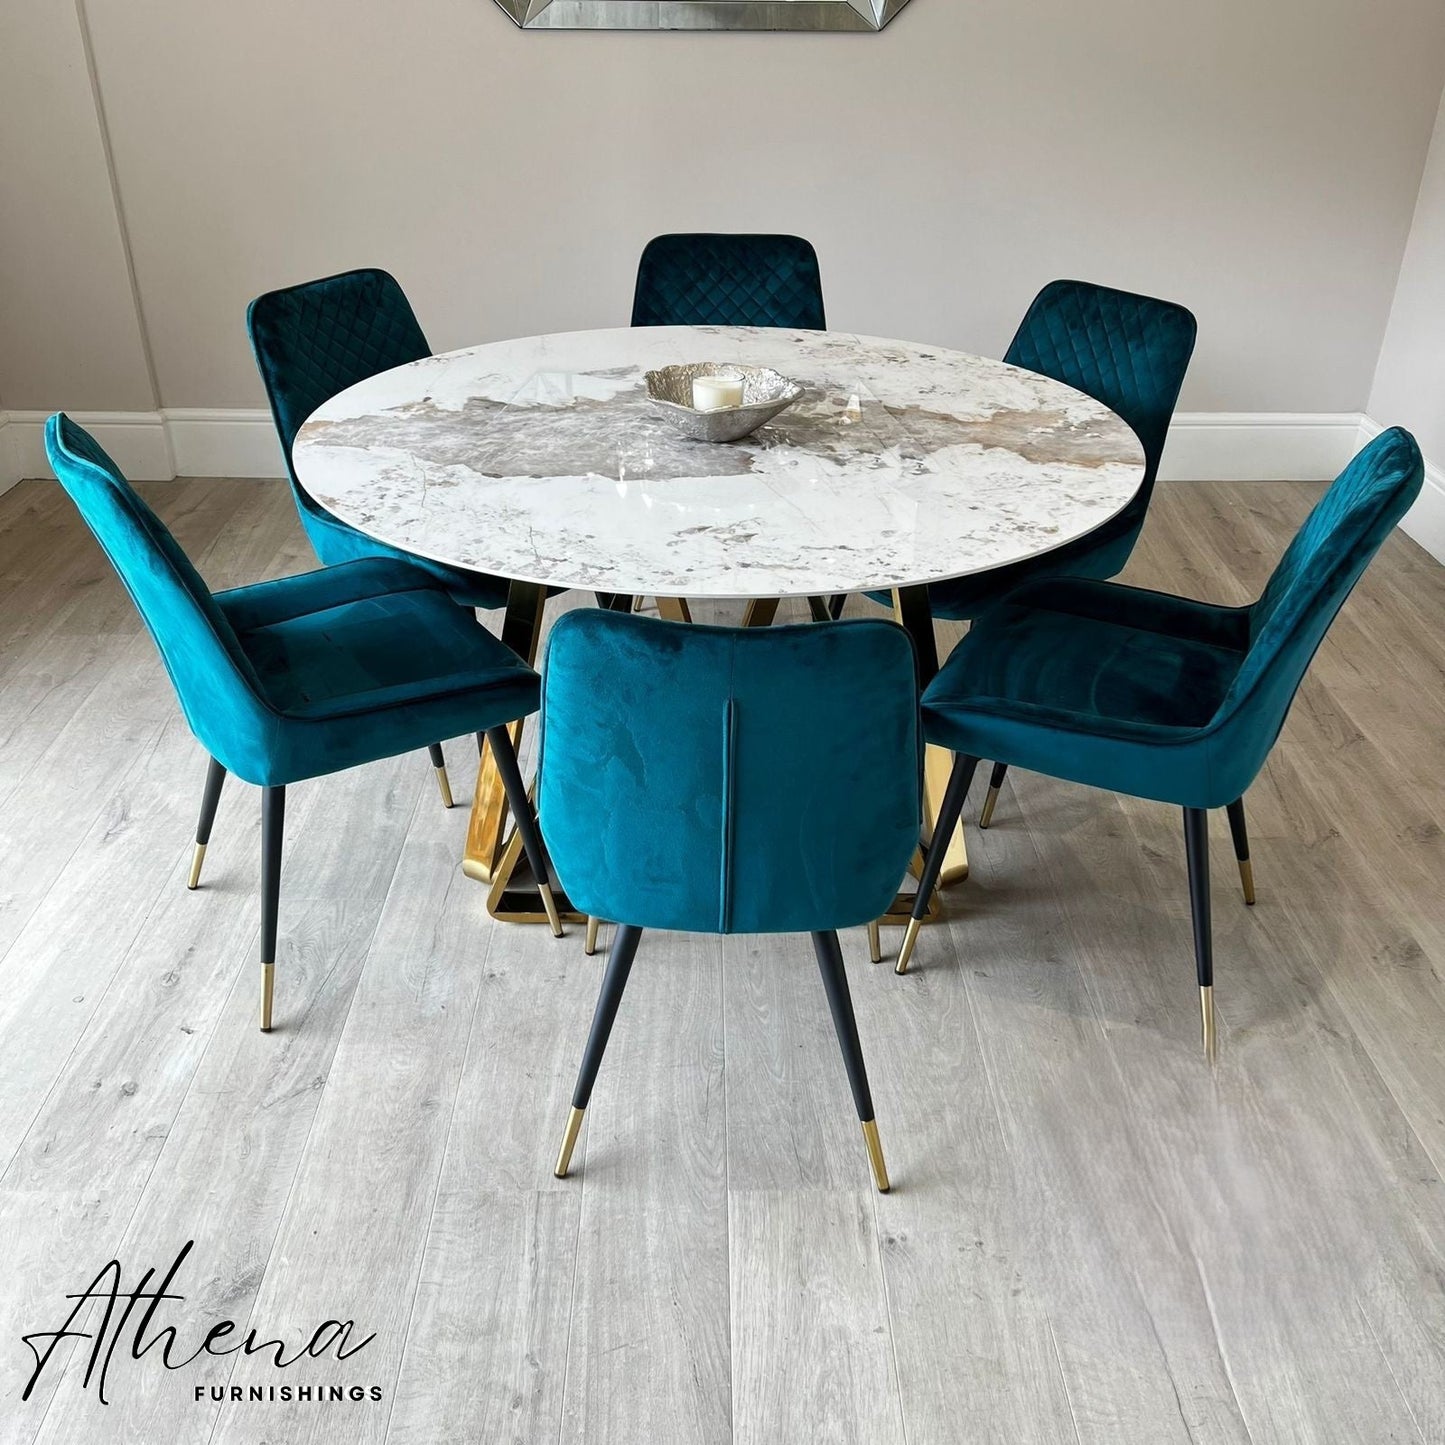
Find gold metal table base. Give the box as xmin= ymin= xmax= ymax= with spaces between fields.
xmin=484 ymin=822 xmax=587 ymax=925
xmin=464 ymin=580 xmax=548 ymax=887
xmin=463 ymin=581 xmax=968 ymax=926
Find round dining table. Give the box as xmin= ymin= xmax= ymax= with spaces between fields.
xmin=293 ymin=324 xmax=1146 ymax=925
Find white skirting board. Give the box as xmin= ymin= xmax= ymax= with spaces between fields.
xmin=0 ymin=408 xmax=283 ymax=488
xmin=1 ymin=407 xmax=1441 ymax=565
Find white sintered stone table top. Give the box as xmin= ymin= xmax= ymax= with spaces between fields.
xmin=294 ymin=325 xmax=1145 ymax=599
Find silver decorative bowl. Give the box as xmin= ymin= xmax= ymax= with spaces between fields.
xmin=645 ymin=363 xmax=805 ymax=443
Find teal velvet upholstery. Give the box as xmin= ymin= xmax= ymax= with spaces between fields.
xmin=916 ymin=280 xmax=1197 ymax=620
xmin=921 ymin=427 xmax=1424 ymax=810
xmin=46 ymin=415 xmax=540 ymax=789
xmin=538 ymin=611 xmax=920 ymax=934
xmin=247 ymin=268 xmax=510 ymax=610
xmin=631 ymin=234 xmax=826 ymax=330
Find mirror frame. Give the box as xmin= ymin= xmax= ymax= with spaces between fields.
xmin=492 ymin=1 xmax=913 ymax=31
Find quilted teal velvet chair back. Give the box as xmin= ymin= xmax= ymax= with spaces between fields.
xmin=538 ymin=611 xmax=920 ymax=935
xmin=1005 ymin=279 xmax=1196 ymax=564
xmin=631 ymin=234 xmax=826 ymax=330
xmin=45 ymin=415 xmax=273 ymax=777
xmin=247 ymin=268 xmax=430 ymax=547
xmin=1213 ymin=426 xmax=1423 ymax=783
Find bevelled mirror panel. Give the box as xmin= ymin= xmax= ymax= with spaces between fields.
xmin=492 ymin=1 xmax=914 ymax=31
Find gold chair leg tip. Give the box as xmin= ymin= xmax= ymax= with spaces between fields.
xmin=1239 ymin=859 xmax=1256 ymax=906
xmin=261 ymin=961 xmax=275 ymax=1033
xmin=895 ymin=918 xmax=921 ymax=975
xmin=434 ymin=766 xmax=455 ymax=810
xmin=978 ymin=784 xmax=1000 ymax=830
xmin=584 ymin=916 xmax=600 ymax=956
xmin=866 ymin=920 xmax=882 ymax=965
xmin=186 ymin=843 xmax=206 ymax=891
xmin=539 ymin=884 xmax=564 ymax=938
xmin=1200 ymin=985 xmax=1216 ymax=1063
xmin=862 ymin=1120 xmax=890 ymax=1193
xmin=555 ymin=1106 xmax=585 ymax=1178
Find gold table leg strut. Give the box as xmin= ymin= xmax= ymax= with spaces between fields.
xmin=464 ymin=581 xmax=548 ymax=886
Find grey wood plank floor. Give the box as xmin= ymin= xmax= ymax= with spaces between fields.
xmin=1 ymin=477 xmax=1444 ymax=1444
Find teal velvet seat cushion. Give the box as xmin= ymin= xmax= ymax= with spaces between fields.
xmin=922 ymin=578 xmax=1252 ymax=807
xmin=247 ymin=268 xmax=511 ymax=611
xmin=218 ymin=560 xmax=537 ymax=720
xmin=873 ymin=279 xmax=1196 ymax=620
xmin=631 ymin=234 xmax=826 ymax=330
xmin=47 ymin=415 xmax=539 ymax=791
xmin=538 ymin=611 xmax=920 ymax=935
xmin=921 ymin=427 xmax=1424 ymax=811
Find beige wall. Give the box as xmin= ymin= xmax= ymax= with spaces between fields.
xmin=0 ymin=0 xmax=154 ymax=412
xmin=1370 ymin=88 xmax=1445 ymax=465
xmin=5 ymin=0 xmax=1445 ymax=418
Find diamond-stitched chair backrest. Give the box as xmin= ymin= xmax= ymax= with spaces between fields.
xmin=631 ymin=234 xmax=826 ymax=330
xmin=1223 ymin=425 xmax=1423 ymax=732
xmin=44 ymin=414 xmax=272 ymax=774
xmin=1004 ymin=280 xmax=1197 ymax=538
xmin=247 ymin=268 xmax=431 ymax=503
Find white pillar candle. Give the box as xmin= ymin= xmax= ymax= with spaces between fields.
xmin=692 ymin=375 xmax=745 ymax=411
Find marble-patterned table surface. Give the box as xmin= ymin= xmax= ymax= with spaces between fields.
xmin=294 ymin=326 xmax=1145 ymax=599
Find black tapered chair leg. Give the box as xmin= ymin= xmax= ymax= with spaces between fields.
xmin=260 ymin=785 xmax=285 ymax=1033
xmin=1183 ymin=806 xmax=1215 ymax=1060
xmin=807 ymin=595 xmax=832 ymax=623
xmin=978 ymin=761 xmax=1009 ymax=830
xmin=897 ymin=753 xmax=979 ymax=975
xmin=484 ymin=725 xmax=564 ymax=938
xmin=426 ymin=743 xmax=454 ymax=809
xmin=827 ymin=594 xmax=847 ymax=620
xmin=1225 ymin=797 xmax=1255 ymax=905
xmin=556 ymin=923 xmax=643 ymax=1177
xmin=812 ymin=930 xmax=890 ymax=1192
xmin=187 ymin=756 xmax=227 ymax=890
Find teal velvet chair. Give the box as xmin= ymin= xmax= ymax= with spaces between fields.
xmin=631 ymin=233 xmax=826 ymax=330
xmin=873 ymin=280 xmax=1198 ymax=830
xmin=46 ymin=415 xmax=558 ymax=1032
xmin=539 ymin=610 xmax=921 ymax=1191
xmin=904 ymin=427 xmax=1424 ymax=1058
xmin=631 ymin=234 xmax=829 ymax=622
xmin=248 ymin=268 xmax=524 ymax=805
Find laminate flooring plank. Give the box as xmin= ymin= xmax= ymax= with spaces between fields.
xmin=23 ymin=752 xmax=423 ymax=1444
xmin=835 ymin=925 xmax=1078 ymax=1445
xmin=928 ymin=798 xmax=1251 ymax=1444
xmin=716 ymin=933 xmax=906 ymax=1442
xmin=198 ymin=805 xmax=483 ymax=1445
xmin=1005 ymin=489 xmax=1445 ymax=1442
xmin=557 ymin=931 xmax=731 ymax=1445
xmin=729 ymin=1189 xmax=903 ymax=1445
xmin=383 ymin=896 xmax=596 ymax=1445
